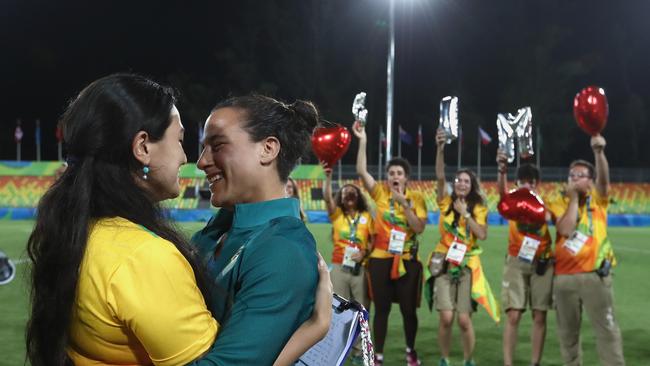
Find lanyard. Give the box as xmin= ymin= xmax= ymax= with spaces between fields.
xmin=389 ymin=197 xmax=417 ymax=245
xmin=345 ymin=212 xmax=361 ymax=242
xmin=451 ymin=211 xmax=471 ymax=243
xmin=388 ymin=198 xmax=397 ymax=225
xmin=578 ymin=196 xmax=594 ymax=235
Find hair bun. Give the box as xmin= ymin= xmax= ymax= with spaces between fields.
xmin=289 ymin=100 xmax=319 ymax=132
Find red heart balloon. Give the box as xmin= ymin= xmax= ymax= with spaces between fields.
xmin=497 ymin=188 xmax=546 ymax=225
xmin=573 ymin=86 xmax=608 ymax=136
xmin=311 ymin=125 xmax=351 ymax=169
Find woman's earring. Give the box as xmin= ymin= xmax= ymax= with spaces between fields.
xmin=143 ymin=165 xmax=150 ymax=180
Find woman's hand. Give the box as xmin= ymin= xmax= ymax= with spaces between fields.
xmin=390 ymin=187 xmax=408 ymax=207
xmin=352 ymin=121 xmax=367 ymax=141
xmin=320 ymin=160 xmax=333 ymax=176
xmin=313 ymin=252 xmax=333 ymax=331
xmin=435 ymin=128 xmax=446 ymax=149
xmin=453 ymin=198 xmax=468 ymax=217
xmin=496 ymin=149 xmax=508 ymax=172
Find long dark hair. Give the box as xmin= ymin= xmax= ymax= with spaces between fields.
xmin=445 ymin=169 xmax=485 ymax=227
xmin=25 ymin=74 xmax=213 ymax=365
xmin=335 ymin=184 xmax=369 ymax=213
xmin=213 ymin=94 xmax=320 ymax=182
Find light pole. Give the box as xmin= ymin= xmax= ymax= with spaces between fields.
xmin=385 ymin=0 xmax=395 ymax=163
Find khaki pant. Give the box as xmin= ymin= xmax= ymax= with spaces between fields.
xmin=434 ymin=266 xmax=474 ymax=313
xmin=331 ymin=264 xmax=369 ymax=308
xmin=501 ymin=255 xmax=553 ymax=311
xmin=553 ymin=272 xmax=625 ymax=366
xmin=331 ymin=264 xmax=369 ymax=356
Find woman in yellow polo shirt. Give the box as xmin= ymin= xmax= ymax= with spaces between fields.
xmin=353 ymin=122 xmax=428 ymax=366
xmin=323 ymin=165 xmax=374 ymax=364
xmin=25 ymin=74 xmax=331 ymax=366
xmin=432 ymin=128 xmax=491 ymax=366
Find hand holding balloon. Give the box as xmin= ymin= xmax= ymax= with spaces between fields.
xmin=591 ymin=134 xmax=606 ymax=154
xmin=311 ymin=125 xmax=351 ymax=170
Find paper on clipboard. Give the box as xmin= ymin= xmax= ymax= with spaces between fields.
xmin=294 ymin=294 xmax=364 ymax=366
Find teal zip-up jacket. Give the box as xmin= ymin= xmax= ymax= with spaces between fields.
xmin=188 ymin=198 xmax=318 ymax=365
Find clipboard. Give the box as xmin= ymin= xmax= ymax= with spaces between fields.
xmin=294 ymin=293 xmax=371 ymax=366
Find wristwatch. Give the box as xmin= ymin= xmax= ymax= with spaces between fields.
xmin=463 ymin=212 xmax=471 ymax=219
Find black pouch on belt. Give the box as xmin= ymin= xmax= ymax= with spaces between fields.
xmin=535 ymin=257 xmax=549 ymax=276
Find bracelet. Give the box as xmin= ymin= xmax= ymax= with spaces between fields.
xmin=498 ymin=168 xmax=507 ymax=174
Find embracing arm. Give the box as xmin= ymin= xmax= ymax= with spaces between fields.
xmin=188 ymin=232 xmax=318 ymax=365
xmin=273 ymin=253 xmax=332 ymax=366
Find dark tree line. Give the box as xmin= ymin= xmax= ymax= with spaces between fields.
xmin=2 ymin=0 xmax=648 ymax=167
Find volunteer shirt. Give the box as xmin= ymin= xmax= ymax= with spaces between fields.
xmin=329 ymin=207 xmax=374 ymax=264
xmin=369 ymin=184 xmax=428 ymax=259
xmin=507 ymin=218 xmax=552 ymax=259
xmin=434 ymin=195 xmax=488 ymax=253
xmin=68 ymin=217 xmax=217 ymax=366
xmin=547 ymin=189 xmax=615 ymax=275
xmin=191 ymin=198 xmax=318 ymax=365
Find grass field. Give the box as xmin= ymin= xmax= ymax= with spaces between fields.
xmin=1 ymin=220 xmax=649 ymax=366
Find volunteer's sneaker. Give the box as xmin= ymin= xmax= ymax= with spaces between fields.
xmin=463 ymin=360 xmax=476 ymax=366
xmin=374 ymin=354 xmax=384 ymax=366
xmin=439 ymin=358 xmax=451 ymax=366
xmin=406 ymin=349 xmax=422 ymax=366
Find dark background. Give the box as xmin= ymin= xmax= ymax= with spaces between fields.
xmin=2 ymin=0 xmax=649 ymax=168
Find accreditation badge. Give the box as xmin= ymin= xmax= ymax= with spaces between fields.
xmin=342 ymin=242 xmax=360 ymax=269
xmin=388 ymin=228 xmax=406 ymax=255
xmin=518 ymin=235 xmax=541 ymax=263
xmin=564 ymin=231 xmax=589 ymax=256
xmin=359 ymin=215 xmax=368 ymax=225
xmin=445 ymin=241 xmax=467 ymax=265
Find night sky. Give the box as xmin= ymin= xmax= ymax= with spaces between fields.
xmin=2 ymin=0 xmax=649 ymax=168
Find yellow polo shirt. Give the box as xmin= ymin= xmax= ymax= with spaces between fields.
xmin=369 ymin=184 xmax=428 ymax=260
xmin=329 ymin=207 xmax=374 ymax=264
xmin=67 ymin=217 xmax=217 ymax=365
xmin=434 ymin=195 xmax=488 ymax=253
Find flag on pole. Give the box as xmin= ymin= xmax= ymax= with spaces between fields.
xmin=399 ymin=125 xmax=413 ymax=145
xmin=35 ymin=120 xmax=41 ymax=146
xmin=14 ymin=123 xmax=23 ymax=143
xmin=56 ymin=125 xmax=63 ymax=142
xmin=478 ymin=126 xmax=492 ymax=145
xmin=417 ymin=124 xmax=423 ymax=149
xmin=35 ymin=119 xmax=42 ymax=161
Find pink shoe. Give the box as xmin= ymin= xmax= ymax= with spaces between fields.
xmin=406 ymin=349 xmax=422 ymax=366
xmin=374 ymin=355 xmax=384 ymax=366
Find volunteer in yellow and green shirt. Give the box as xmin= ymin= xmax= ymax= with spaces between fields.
xmin=496 ymin=153 xmax=553 ymax=366
xmin=546 ymin=134 xmax=625 ymax=366
xmin=430 ymin=128 xmax=497 ymax=366
xmin=323 ymin=166 xmax=374 ymax=363
xmin=353 ymin=122 xmax=427 ymax=366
